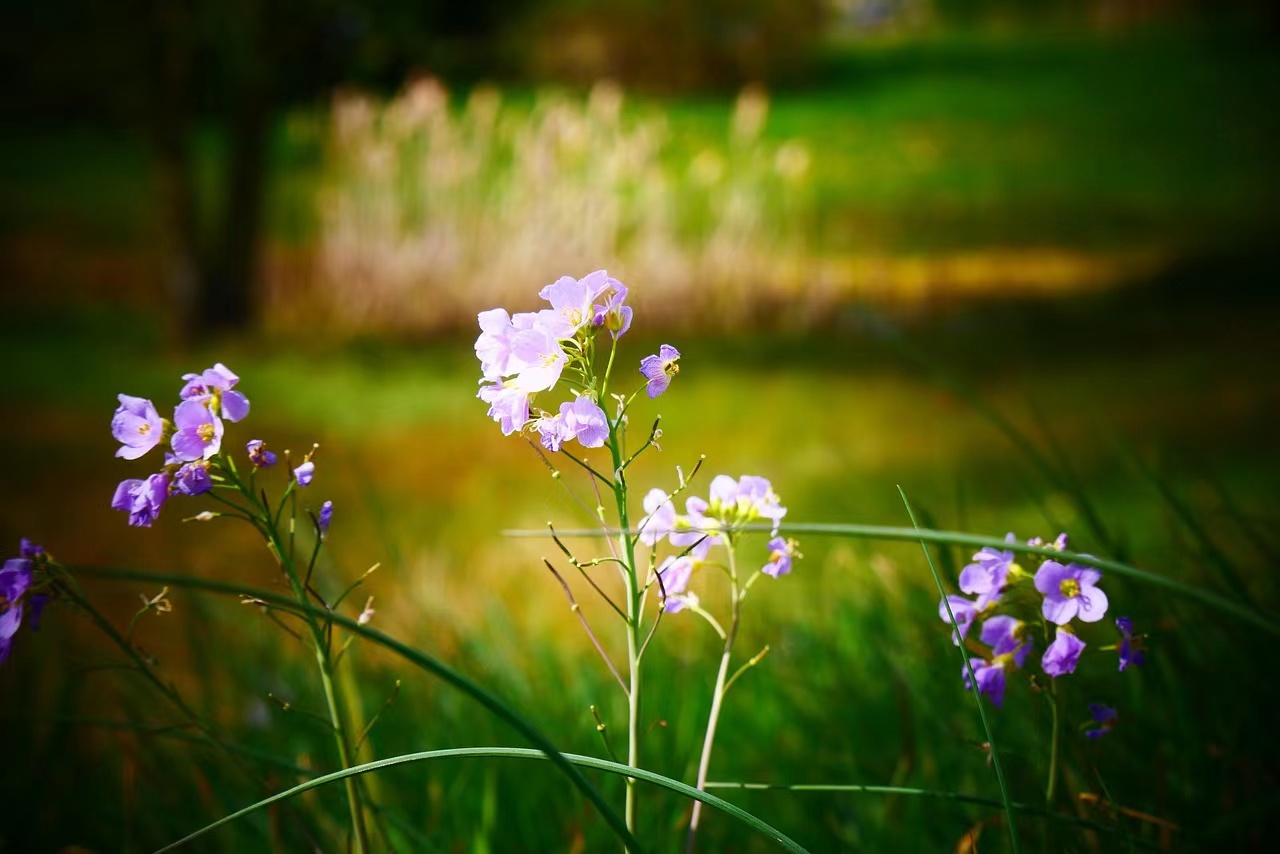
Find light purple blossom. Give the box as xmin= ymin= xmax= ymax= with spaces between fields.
xmin=1035 ymin=560 xmax=1109 ymax=625
xmin=704 ymin=474 xmax=787 ymax=533
xmin=180 ymin=363 xmax=250 ymax=422
xmin=1084 ymin=703 xmax=1118 ymax=739
xmin=112 ymin=473 xmax=170 ymax=527
xmin=637 ymin=489 xmax=716 ymax=559
xmin=171 ymin=399 xmax=224 ymax=462
xmin=1 ymin=557 xmax=33 ymax=664
xmin=536 ymin=397 xmax=608 ymax=452
xmin=963 ymin=657 xmax=1008 ymax=707
xmin=592 ymin=279 xmax=633 ymax=338
xmin=174 ymin=461 xmax=213 ymax=496
xmin=638 ymin=489 xmax=678 ymax=546
xmin=539 ymin=271 xmax=612 ymax=337
xmin=294 ymin=461 xmax=315 ymax=487
xmin=478 ymin=382 xmax=531 ymax=435
xmin=762 ymin=537 xmax=798 ymax=578
xmin=1116 ymin=616 xmax=1144 ymax=671
xmin=938 ymin=594 xmax=979 ymax=646
xmin=640 ymin=345 xmax=681 ymax=398
xmin=507 ymin=321 xmax=568 ymax=393
xmin=958 ymin=534 xmax=1016 ymax=609
xmin=1041 ymin=628 xmax=1086 ymax=677
xmin=19 ymin=538 xmax=44 ymax=560
xmin=318 ymin=501 xmax=333 ymax=536
xmin=656 ymin=555 xmax=695 ymax=613
xmin=247 ymin=439 xmax=277 ymax=468
xmin=112 ymin=394 xmax=166 ymax=460
xmin=980 ymin=615 xmax=1032 ymax=667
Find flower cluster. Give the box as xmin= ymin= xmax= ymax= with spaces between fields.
xmin=110 ymin=365 xmax=322 ymax=528
xmin=639 ymin=474 xmax=797 ymax=612
xmin=939 ymin=532 xmax=1144 ymax=731
xmin=475 ymin=271 xmax=682 ymax=451
xmin=1 ymin=539 xmax=48 ymax=664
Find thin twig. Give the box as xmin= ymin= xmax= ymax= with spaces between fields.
xmin=543 ymin=559 xmax=629 ymax=697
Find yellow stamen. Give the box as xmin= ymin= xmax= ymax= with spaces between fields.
xmin=1060 ymin=578 xmax=1081 ymax=598
xmin=137 ymin=423 xmax=151 ymax=436
xmin=197 ymin=424 xmax=215 ymax=443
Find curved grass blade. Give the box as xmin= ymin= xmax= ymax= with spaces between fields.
xmin=155 ymin=747 xmax=809 ymax=853
xmin=898 ymin=487 xmax=1021 ymax=854
xmin=508 ymin=523 xmax=1280 ymax=636
xmin=69 ymin=565 xmax=640 ymax=852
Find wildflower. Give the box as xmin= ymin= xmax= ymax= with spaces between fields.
xmin=1035 ymin=561 xmax=1109 ymax=625
xmin=640 ymin=345 xmax=681 ymax=398
xmin=171 ymin=399 xmax=224 ymax=462
xmin=478 ymin=381 xmax=531 ymax=435
xmin=318 ymin=501 xmax=334 ymax=536
xmin=112 ymin=395 xmax=166 ymax=460
xmin=174 ymin=461 xmax=212 ymax=496
xmin=592 ymin=279 xmax=633 ymax=338
xmin=475 ymin=308 xmax=523 ymax=380
xmin=1042 ymin=628 xmax=1086 ymax=678
xmin=980 ymin=615 xmax=1033 ymax=667
xmin=112 ymin=473 xmax=170 ymax=527
xmin=959 ymin=534 xmax=1016 ymax=609
xmin=294 ymin=461 xmax=315 ymax=487
xmin=1 ymin=557 xmax=33 ymax=664
xmin=938 ymin=594 xmax=979 ymax=645
xmin=539 ymin=271 xmax=612 ymax=337
xmin=247 ymin=439 xmax=277 ymax=468
xmin=1115 ymin=616 xmax=1145 ymax=671
xmin=19 ymin=538 xmax=44 ymax=560
xmin=704 ymin=474 xmax=786 ymax=532
xmin=638 ymin=489 xmax=678 ymax=546
xmin=1084 ymin=704 xmax=1119 ymax=739
xmin=537 ymin=397 xmax=610 ymax=452
xmin=963 ymin=656 xmax=1009 ymax=707
xmin=762 ymin=537 xmax=799 ymax=578
xmin=656 ymin=555 xmax=695 ymax=613
xmin=1027 ymin=533 xmax=1068 ymax=551
xmin=180 ymin=363 xmax=250 ymax=422
xmin=507 ymin=321 xmax=568 ymax=393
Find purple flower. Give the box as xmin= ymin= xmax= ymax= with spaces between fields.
xmin=958 ymin=534 xmax=1016 ymax=609
xmin=561 ymin=397 xmax=609 ymax=448
xmin=1035 ymin=561 xmax=1108 ymax=625
xmin=762 ymin=537 xmax=798 ymax=578
xmin=294 ymin=461 xmax=315 ymax=487
xmin=963 ymin=657 xmax=1008 ymax=707
xmin=980 ymin=615 xmax=1033 ymax=667
xmin=539 ymin=271 xmax=612 ymax=336
xmin=508 ymin=321 xmax=568 ymax=393
xmin=171 ymin=399 xmax=224 ymax=462
xmin=19 ymin=538 xmax=44 ymax=560
xmin=1 ymin=557 xmax=34 ymax=664
xmin=592 ymin=279 xmax=633 ymax=338
xmin=111 ymin=473 xmax=170 ymax=527
xmin=247 ymin=439 xmax=277 ymax=468
xmin=656 ymin=555 xmax=695 ymax=613
xmin=1041 ymin=628 xmax=1086 ymax=677
xmin=638 ymin=489 xmax=678 ymax=546
xmin=318 ymin=501 xmax=333 ymax=536
xmin=938 ymin=594 xmax=979 ymax=646
xmin=478 ymin=382 xmax=531 ymax=436
xmin=1084 ymin=703 xmax=1119 ymax=739
xmin=174 ymin=461 xmax=213 ymax=496
xmin=180 ymin=363 xmax=250 ymax=422
xmin=640 ymin=345 xmax=681 ymax=398
xmin=112 ymin=394 xmax=166 ymax=460
xmin=475 ymin=309 xmax=521 ymax=380
xmin=1115 ymin=616 xmax=1145 ymax=671
xmin=706 ymin=474 xmax=787 ymax=532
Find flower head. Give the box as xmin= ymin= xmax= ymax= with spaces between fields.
xmin=539 ymin=271 xmax=612 ymax=337
xmin=938 ymin=594 xmax=979 ymax=646
xmin=656 ymin=555 xmax=696 ymax=613
xmin=19 ymin=539 xmax=44 ymax=560
xmin=1115 ymin=616 xmax=1145 ymax=672
xmin=592 ymin=279 xmax=633 ymax=338
xmin=294 ymin=461 xmax=315 ymax=487
xmin=180 ymin=363 xmax=250 ymax=422
xmin=958 ymin=534 xmax=1017 ymax=609
xmin=963 ymin=657 xmax=1008 ymax=707
xmin=1035 ymin=561 xmax=1108 ymax=625
xmin=1084 ymin=703 xmax=1119 ymax=739
xmin=537 ymin=397 xmax=610 ymax=452
xmin=980 ymin=615 xmax=1033 ymax=667
xmin=1 ymin=557 xmax=34 ymax=664
xmin=478 ymin=381 xmax=531 ymax=436
xmin=318 ymin=501 xmax=334 ymax=536
xmin=112 ymin=395 xmax=166 ymax=460
xmin=174 ymin=461 xmax=213 ymax=496
xmin=762 ymin=537 xmax=799 ymax=578
xmin=112 ymin=473 xmax=170 ymax=527
xmin=171 ymin=399 xmax=224 ymax=462
xmin=1041 ymin=628 xmax=1086 ymax=678
xmin=640 ymin=345 xmax=681 ymax=398
xmin=246 ymin=439 xmax=277 ymax=468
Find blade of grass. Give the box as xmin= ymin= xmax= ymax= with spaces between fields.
xmin=155 ymin=747 xmax=810 ymax=853
xmin=898 ymin=486 xmax=1021 ymax=854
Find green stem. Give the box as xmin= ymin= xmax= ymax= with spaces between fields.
xmin=1046 ymin=682 xmax=1061 ymax=804
xmin=687 ymin=547 xmax=740 ymax=852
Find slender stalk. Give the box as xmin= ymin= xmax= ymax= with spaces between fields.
xmin=687 ymin=546 xmax=741 ymax=852
xmin=1046 ymin=682 xmax=1061 ymax=804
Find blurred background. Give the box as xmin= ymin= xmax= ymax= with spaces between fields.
xmin=2 ymin=0 xmax=1279 ymax=850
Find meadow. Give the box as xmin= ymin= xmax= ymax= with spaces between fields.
xmin=2 ymin=23 xmax=1279 ymax=854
